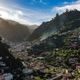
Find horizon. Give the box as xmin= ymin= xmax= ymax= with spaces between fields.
xmin=0 ymin=0 xmax=79 ymax=25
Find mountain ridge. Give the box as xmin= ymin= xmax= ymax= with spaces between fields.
xmin=29 ymin=10 xmax=80 ymax=41
xmin=0 ymin=18 xmax=31 ymax=42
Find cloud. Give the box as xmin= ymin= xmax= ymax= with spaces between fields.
xmin=39 ymin=0 xmax=47 ymax=5
xmin=63 ymin=1 xmax=69 ymax=5
xmin=0 ymin=1 xmax=52 ymax=25
xmin=52 ymin=0 xmax=80 ymax=14
xmin=32 ymin=0 xmax=47 ymax=5
xmin=1 ymin=0 xmax=80 ymax=25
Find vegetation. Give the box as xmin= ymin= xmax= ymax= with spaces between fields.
xmin=27 ymin=10 xmax=80 ymax=79
xmin=29 ymin=10 xmax=80 ymax=41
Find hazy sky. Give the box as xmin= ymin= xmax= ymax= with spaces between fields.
xmin=0 ymin=0 xmax=79 ymax=25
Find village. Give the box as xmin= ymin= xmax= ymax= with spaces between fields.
xmin=7 ymin=31 xmax=80 ymax=80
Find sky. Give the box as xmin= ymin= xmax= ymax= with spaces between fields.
xmin=0 ymin=0 xmax=79 ymax=25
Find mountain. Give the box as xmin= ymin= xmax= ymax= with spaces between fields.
xmin=29 ymin=10 xmax=80 ymax=41
xmin=28 ymin=23 xmax=80 ymax=55
xmin=28 ymin=10 xmax=80 ymax=55
xmin=28 ymin=25 xmax=38 ymax=33
xmin=0 ymin=18 xmax=31 ymax=42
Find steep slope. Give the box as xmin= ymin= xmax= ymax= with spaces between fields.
xmin=0 ymin=18 xmax=31 ymax=42
xmin=28 ymin=26 xmax=80 ymax=55
xmin=0 ymin=37 xmax=24 ymax=80
xmin=29 ymin=10 xmax=80 ymax=41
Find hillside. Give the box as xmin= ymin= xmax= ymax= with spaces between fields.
xmin=0 ymin=37 xmax=24 ymax=80
xmin=0 ymin=18 xmax=31 ymax=42
xmin=28 ymin=10 xmax=80 ymax=55
xmin=26 ymin=10 xmax=80 ymax=79
xmin=9 ymin=10 xmax=80 ymax=80
xmin=29 ymin=10 xmax=80 ymax=41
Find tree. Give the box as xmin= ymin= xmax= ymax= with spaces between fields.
xmin=55 ymin=13 xmax=61 ymax=32
xmin=66 ymin=9 xmax=69 ymax=13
